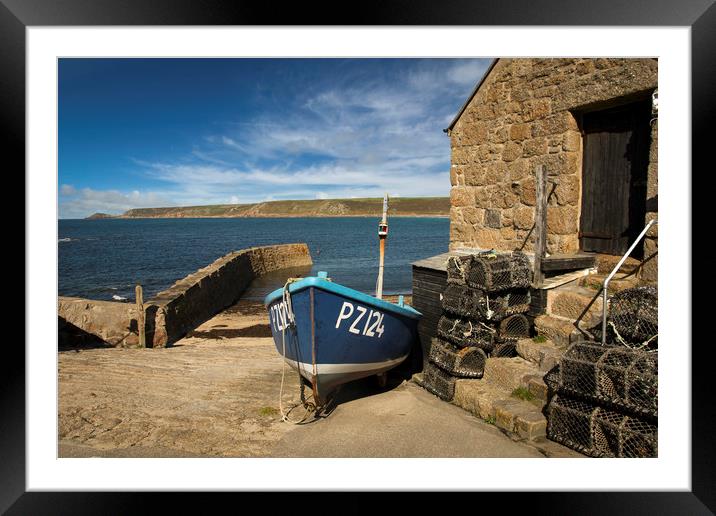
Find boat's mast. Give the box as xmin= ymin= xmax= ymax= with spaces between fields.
xmin=376 ymin=193 xmax=389 ymax=299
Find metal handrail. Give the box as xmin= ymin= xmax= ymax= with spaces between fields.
xmin=601 ymin=219 xmax=658 ymax=344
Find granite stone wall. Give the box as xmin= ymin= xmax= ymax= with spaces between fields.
xmin=58 ymin=297 xmax=141 ymax=348
xmin=448 ymin=58 xmax=658 ymax=279
xmin=58 ymin=243 xmax=313 ymax=349
xmin=146 ymin=243 xmax=313 ymax=347
xmin=642 ymin=119 xmax=658 ymax=282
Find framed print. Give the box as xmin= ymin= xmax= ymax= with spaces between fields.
xmin=7 ymin=0 xmax=713 ymax=512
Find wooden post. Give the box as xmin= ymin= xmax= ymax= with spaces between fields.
xmin=376 ymin=193 xmax=389 ymax=299
xmin=136 ymin=284 xmax=145 ymax=348
xmin=533 ymin=165 xmax=548 ymax=287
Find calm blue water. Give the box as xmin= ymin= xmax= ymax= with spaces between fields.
xmin=58 ymin=217 xmax=449 ymax=301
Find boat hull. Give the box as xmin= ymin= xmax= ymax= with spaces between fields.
xmin=265 ymin=276 xmax=421 ymax=404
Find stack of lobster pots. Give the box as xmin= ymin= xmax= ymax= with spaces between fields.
xmin=544 ymin=285 xmax=659 ymax=458
xmin=421 ymin=251 xmax=533 ymax=402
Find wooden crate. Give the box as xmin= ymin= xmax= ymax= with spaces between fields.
xmin=412 ymin=253 xmax=451 ymax=367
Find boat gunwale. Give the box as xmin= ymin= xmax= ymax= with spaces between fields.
xmin=263 ymin=276 xmax=422 ymax=320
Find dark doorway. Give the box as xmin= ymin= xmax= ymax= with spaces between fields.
xmin=579 ymin=99 xmax=651 ymax=257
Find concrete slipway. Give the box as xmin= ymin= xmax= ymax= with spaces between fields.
xmin=58 ymin=297 xmax=579 ymax=460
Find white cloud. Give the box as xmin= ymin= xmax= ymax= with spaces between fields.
xmin=143 ymin=161 xmax=447 ymax=192
xmin=62 ymin=59 xmax=490 ymax=217
xmin=58 ymin=185 xmax=175 ymax=219
xmin=448 ymin=60 xmax=491 ymax=86
xmin=60 ymin=184 xmax=77 ymax=196
xmin=202 ymin=60 xmax=492 ymax=171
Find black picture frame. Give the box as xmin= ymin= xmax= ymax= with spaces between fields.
xmin=6 ymin=0 xmax=711 ymax=512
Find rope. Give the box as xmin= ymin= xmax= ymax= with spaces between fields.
xmin=477 ymin=320 xmax=497 ymax=334
xmin=448 ymin=256 xmax=467 ymax=279
xmin=640 ymin=333 xmax=659 ymax=352
xmin=277 ymin=278 xmax=317 ymax=424
xmin=484 ymin=294 xmax=494 ymax=320
xmin=607 ymin=321 xmax=658 ymax=353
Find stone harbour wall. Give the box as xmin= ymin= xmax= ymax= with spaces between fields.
xmin=58 ymin=243 xmax=313 ymax=349
xmin=58 ymin=297 xmax=141 ymax=348
xmin=449 ymin=58 xmax=658 ymax=270
xmin=146 ymin=243 xmax=313 ymax=347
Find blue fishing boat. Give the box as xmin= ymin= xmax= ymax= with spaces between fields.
xmin=264 ymin=194 xmax=421 ymax=409
xmin=264 ymin=272 xmax=421 ymax=406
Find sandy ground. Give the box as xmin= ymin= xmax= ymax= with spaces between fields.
xmin=59 ymin=294 xmax=580 ymax=459
xmin=59 ymin=300 xmax=301 ymax=457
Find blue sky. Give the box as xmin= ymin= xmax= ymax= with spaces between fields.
xmin=58 ymin=58 xmax=492 ymax=218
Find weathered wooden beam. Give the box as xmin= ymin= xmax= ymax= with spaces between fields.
xmin=528 ymin=287 xmax=548 ymax=317
xmin=541 ymin=253 xmax=597 ymax=272
xmin=533 ymin=165 xmax=548 ymax=286
xmin=412 ymin=254 xmax=452 ymax=271
xmin=136 ymin=284 xmax=145 ymax=348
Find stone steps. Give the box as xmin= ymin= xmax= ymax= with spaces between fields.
xmin=515 ymin=337 xmax=566 ymax=372
xmin=547 ymin=284 xmax=603 ymax=327
xmin=579 ymin=272 xmax=639 ymax=293
xmin=452 ymin=379 xmax=547 ymax=441
xmin=594 ymin=254 xmax=641 ymax=275
xmin=533 ymin=313 xmax=587 ymax=347
xmin=483 ymin=356 xmax=547 ymax=401
xmin=415 ymin=354 xmax=552 ymax=441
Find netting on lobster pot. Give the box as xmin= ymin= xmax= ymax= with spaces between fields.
xmin=619 ymin=414 xmax=658 ymax=458
xmin=596 ymin=346 xmax=633 ymax=405
xmin=592 ymin=407 xmax=658 ymax=458
xmin=446 ymin=255 xmax=472 ymax=285
xmin=583 ymin=322 xmax=614 ymax=345
xmin=437 ymin=314 xmax=495 ymax=351
xmin=547 ymin=394 xmax=601 ymax=456
xmin=498 ymin=314 xmax=531 ymax=340
xmin=492 ymin=339 xmax=517 ymax=358
xmin=625 ymin=353 xmax=658 ymax=418
xmin=608 ymin=285 xmax=658 ymax=350
xmin=441 ymin=283 xmax=481 ymax=318
xmin=470 ymin=288 xmax=532 ymax=322
xmin=558 ymin=341 xmax=609 ymax=402
xmin=457 ymin=286 xmax=491 ymax=320
xmin=429 ymin=338 xmax=487 ymax=378
xmin=502 ymin=288 xmax=531 ymax=316
xmin=559 ymin=342 xmax=658 ymax=418
xmin=422 ymin=362 xmax=457 ymax=401
xmin=591 ymin=406 xmax=625 ymax=457
xmin=466 ymin=251 xmax=532 ymax=292
xmin=543 ymin=364 xmax=561 ymax=394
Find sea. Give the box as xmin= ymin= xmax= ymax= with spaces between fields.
xmin=58 ymin=217 xmax=449 ymax=302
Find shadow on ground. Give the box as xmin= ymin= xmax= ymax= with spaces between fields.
xmin=188 ymin=323 xmax=273 ymax=339
xmin=308 ymin=372 xmax=409 ymax=421
xmin=58 ymin=317 xmax=112 ymax=351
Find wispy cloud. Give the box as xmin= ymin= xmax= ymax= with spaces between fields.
xmin=59 ymin=59 xmax=491 ymax=218
xmin=59 ymin=185 xmax=176 ymax=219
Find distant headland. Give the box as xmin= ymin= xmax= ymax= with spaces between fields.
xmin=85 ymin=197 xmax=450 ymax=220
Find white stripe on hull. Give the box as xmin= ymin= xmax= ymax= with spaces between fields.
xmin=282 ymin=354 xmax=408 ymax=376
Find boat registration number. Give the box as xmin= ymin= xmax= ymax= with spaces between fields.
xmin=335 ymin=302 xmax=385 ymax=338
xmin=269 ymin=300 xmax=293 ymax=333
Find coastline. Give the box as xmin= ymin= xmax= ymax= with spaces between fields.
xmin=83 ymin=214 xmax=450 ymax=220
xmin=83 ymin=196 xmax=451 ymax=220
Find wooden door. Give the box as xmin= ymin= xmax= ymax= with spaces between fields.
xmin=579 ymin=100 xmax=651 ymax=257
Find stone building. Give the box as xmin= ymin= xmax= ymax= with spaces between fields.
xmin=446 ymin=58 xmax=658 ymax=281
